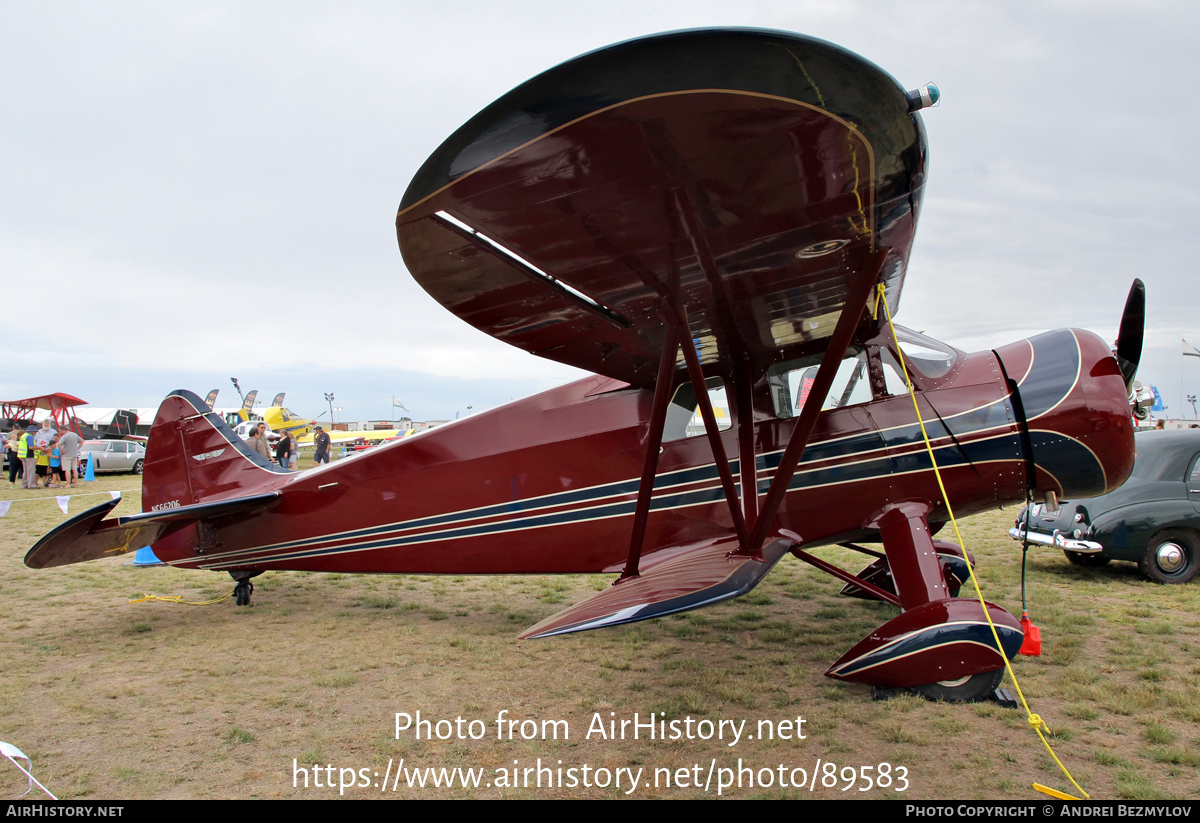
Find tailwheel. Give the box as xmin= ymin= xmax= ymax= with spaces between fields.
xmin=912 ymin=668 xmax=1005 ymax=703
xmin=234 ymin=580 xmax=254 ymax=606
xmin=230 ymin=570 xmax=261 ymax=606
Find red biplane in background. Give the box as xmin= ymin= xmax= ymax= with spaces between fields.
xmin=2 ymin=393 xmax=138 ymax=441
xmin=27 ymin=29 xmax=1144 ymax=700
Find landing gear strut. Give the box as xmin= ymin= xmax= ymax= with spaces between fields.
xmin=230 ymin=571 xmax=262 ymax=606
xmin=818 ymin=505 xmax=1023 ymax=700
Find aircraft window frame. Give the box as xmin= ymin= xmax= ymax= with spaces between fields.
xmin=663 ymin=377 xmax=731 ymax=442
xmin=767 ymin=347 xmax=908 ymax=419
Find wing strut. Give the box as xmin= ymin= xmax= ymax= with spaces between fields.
xmin=618 ymin=306 xmax=683 ymax=581
xmin=619 ymin=300 xmax=750 ymax=580
xmin=621 ymin=249 xmax=889 ymax=577
xmin=734 ymin=357 xmax=759 ymax=530
xmin=741 ymin=249 xmax=889 ymax=556
xmin=668 ymin=303 xmax=747 ymax=546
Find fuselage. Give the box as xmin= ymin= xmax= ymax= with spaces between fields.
xmin=143 ymin=324 xmax=1134 ymax=576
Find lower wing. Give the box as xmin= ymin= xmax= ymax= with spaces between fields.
xmin=519 ymin=536 xmax=793 ymax=638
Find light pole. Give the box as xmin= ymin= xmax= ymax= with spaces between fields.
xmin=325 ymin=393 xmax=335 ymax=425
xmin=1188 ymin=394 xmax=1197 ymax=419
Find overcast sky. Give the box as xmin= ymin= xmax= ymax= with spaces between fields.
xmin=3 ymin=1 xmax=1198 ymax=422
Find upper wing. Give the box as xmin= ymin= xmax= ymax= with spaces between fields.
xmin=1 ymin=393 xmax=87 ymax=413
xmin=397 ymin=29 xmax=927 ymax=387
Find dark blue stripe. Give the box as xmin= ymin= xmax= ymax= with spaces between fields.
xmin=756 ymin=397 xmax=1014 ymax=472
xmin=836 ymin=622 xmax=1023 ymax=677
xmin=206 ymin=482 xmax=733 ymax=567
xmin=1028 ymin=432 xmax=1106 ymax=496
xmin=1017 ymin=329 xmax=1080 ymax=420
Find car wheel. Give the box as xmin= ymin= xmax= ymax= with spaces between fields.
xmin=1139 ymin=529 xmax=1199 ymax=584
xmin=1063 ymin=550 xmax=1111 ymax=568
xmin=912 ymin=668 xmax=1005 ymax=703
xmin=132 ymin=459 xmax=144 ymax=475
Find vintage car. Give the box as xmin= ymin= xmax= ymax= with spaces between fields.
xmin=1010 ymin=429 xmax=1200 ymax=583
xmin=79 ymin=439 xmax=146 ymax=475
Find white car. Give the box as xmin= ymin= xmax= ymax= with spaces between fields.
xmin=231 ymin=420 xmax=280 ymax=444
xmin=80 ymin=440 xmax=147 ymax=474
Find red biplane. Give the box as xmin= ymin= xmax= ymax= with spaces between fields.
xmin=27 ymin=30 xmax=1143 ymax=700
xmin=2 ymin=393 xmax=88 ymax=436
xmin=2 ymin=393 xmax=138 ymax=441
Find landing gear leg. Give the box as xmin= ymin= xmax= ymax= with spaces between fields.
xmin=230 ymin=571 xmax=262 ymax=606
xmin=827 ymin=505 xmax=1021 ymax=698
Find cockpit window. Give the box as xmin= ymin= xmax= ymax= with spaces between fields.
xmin=893 ymin=326 xmax=958 ymax=379
xmin=663 ymin=377 xmax=731 ymax=441
xmin=767 ymin=347 xmax=907 ymax=419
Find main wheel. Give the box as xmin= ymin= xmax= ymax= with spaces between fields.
xmin=912 ymin=668 xmax=1005 ymax=703
xmin=1139 ymin=529 xmax=1199 ymax=584
xmin=1063 ymin=550 xmax=1110 ymax=568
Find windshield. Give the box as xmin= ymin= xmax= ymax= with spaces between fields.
xmin=892 ymin=326 xmax=958 ymax=379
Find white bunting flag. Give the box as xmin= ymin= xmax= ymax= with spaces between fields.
xmin=109 ymin=490 xmax=121 ymax=499
xmin=56 ymin=496 xmax=70 ymax=514
xmin=1 ymin=738 xmax=57 ymax=799
xmin=0 ymin=501 xmax=11 ymax=518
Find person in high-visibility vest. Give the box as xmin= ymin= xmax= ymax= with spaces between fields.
xmin=16 ymin=426 xmax=38 ymax=489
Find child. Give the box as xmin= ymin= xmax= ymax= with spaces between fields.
xmin=48 ymin=438 xmax=63 ymax=488
xmin=35 ymin=442 xmax=51 ymax=488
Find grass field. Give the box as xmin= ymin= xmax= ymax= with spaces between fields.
xmin=2 ymin=467 xmax=1198 ymax=800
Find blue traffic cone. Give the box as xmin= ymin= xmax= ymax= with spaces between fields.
xmin=83 ymin=454 xmax=95 ymax=482
xmin=131 ymin=546 xmax=163 ymax=566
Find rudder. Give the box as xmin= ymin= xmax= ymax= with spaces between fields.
xmin=142 ymin=390 xmax=288 ymax=513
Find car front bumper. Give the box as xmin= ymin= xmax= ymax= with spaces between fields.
xmin=1008 ymin=525 xmax=1104 ymax=553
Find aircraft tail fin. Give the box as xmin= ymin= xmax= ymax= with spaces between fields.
xmin=103 ymin=409 xmax=139 ymax=439
xmin=142 ymin=390 xmax=289 ymax=513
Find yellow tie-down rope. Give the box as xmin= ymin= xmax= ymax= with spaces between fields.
xmin=129 ymin=590 xmax=233 ymax=606
xmin=874 ymin=283 xmax=1089 ymax=801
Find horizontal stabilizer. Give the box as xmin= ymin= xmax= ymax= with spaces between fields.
xmin=25 ymin=492 xmax=280 ymax=570
xmin=117 ymin=492 xmax=280 ymax=526
xmin=519 ymin=537 xmax=793 ymax=639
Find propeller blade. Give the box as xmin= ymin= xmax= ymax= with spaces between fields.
xmin=1116 ymin=278 xmax=1145 ymax=391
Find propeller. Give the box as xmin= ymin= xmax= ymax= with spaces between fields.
xmin=1115 ymin=278 xmax=1145 ymax=393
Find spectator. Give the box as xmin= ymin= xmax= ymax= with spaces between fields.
xmin=59 ymin=427 xmax=82 ymax=487
xmin=7 ymin=427 xmax=25 ymax=486
xmin=313 ymin=426 xmax=331 ymax=465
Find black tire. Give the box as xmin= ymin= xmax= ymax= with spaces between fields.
xmin=1139 ymin=529 xmax=1199 ymax=584
xmin=912 ymin=668 xmax=1005 ymax=703
xmin=1063 ymin=550 xmax=1111 ymax=568
xmin=132 ymin=459 xmax=144 ymax=475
